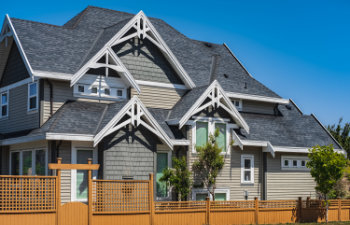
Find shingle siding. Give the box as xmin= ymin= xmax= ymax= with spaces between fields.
xmin=114 ymin=37 xmax=184 ymax=85
xmin=100 ymin=124 xmax=158 ymax=180
xmin=0 ymin=83 xmax=39 ymax=134
xmin=0 ymin=43 xmax=30 ymax=87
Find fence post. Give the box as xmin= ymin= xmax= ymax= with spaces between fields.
xmin=298 ymin=197 xmax=302 ymax=223
xmin=254 ymin=197 xmax=259 ymax=225
xmin=56 ymin=157 xmax=62 ymax=225
xmin=149 ymin=174 xmax=154 ymax=225
xmin=88 ymin=158 xmax=93 ymax=225
xmin=338 ymin=198 xmax=342 ymax=221
xmin=306 ymin=197 xmax=310 ymax=208
xmin=206 ymin=197 xmax=210 ymax=225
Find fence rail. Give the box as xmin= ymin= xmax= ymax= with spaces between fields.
xmin=2 ymin=174 xmax=350 ymax=225
xmin=0 ymin=175 xmax=56 ymax=213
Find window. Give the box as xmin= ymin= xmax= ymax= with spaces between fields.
xmin=76 ymin=150 xmax=93 ymax=200
xmin=28 ymin=82 xmax=38 ymax=111
xmin=194 ymin=120 xmax=228 ymax=153
xmin=117 ymin=89 xmax=123 ymax=97
xmin=91 ymin=87 xmax=98 ymax=94
xmin=78 ymin=85 xmax=85 ymax=93
xmin=104 ymin=88 xmax=110 ymax=95
xmin=241 ymin=155 xmax=254 ymax=184
xmin=196 ymin=122 xmax=208 ymax=148
xmin=232 ymin=99 xmax=242 ymax=111
xmin=281 ymin=156 xmax=308 ymax=170
xmin=1 ymin=91 xmax=8 ymax=118
xmin=10 ymin=149 xmax=47 ymax=175
xmin=156 ymin=153 xmax=169 ymax=198
xmin=192 ymin=189 xmax=230 ymax=201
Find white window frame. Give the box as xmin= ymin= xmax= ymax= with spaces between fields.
xmin=156 ymin=151 xmax=172 ymax=201
xmin=73 ymin=74 xmax=127 ymax=101
xmin=241 ymin=154 xmax=254 ymax=184
xmin=191 ymin=117 xmax=235 ymax=154
xmin=27 ymin=81 xmax=38 ymax=111
xmin=9 ymin=148 xmax=48 ymax=176
xmin=281 ymin=155 xmax=309 ymax=171
xmin=192 ymin=188 xmax=230 ymax=201
xmin=0 ymin=90 xmax=9 ymax=118
xmin=232 ymin=99 xmax=243 ymax=111
xmin=71 ymin=142 xmax=98 ymax=202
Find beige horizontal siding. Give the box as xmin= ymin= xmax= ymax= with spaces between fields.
xmin=266 ymin=153 xmax=316 ymax=200
xmin=187 ymin=127 xmax=262 ymax=200
xmin=131 ymin=85 xmax=186 ymax=109
xmin=58 ymin=141 xmax=72 ymax=204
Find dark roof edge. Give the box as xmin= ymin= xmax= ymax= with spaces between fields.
xmin=311 ymin=113 xmax=343 ymax=150
xmin=289 ymin=99 xmax=303 ymax=115
xmin=223 ymin=43 xmax=254 ymax=78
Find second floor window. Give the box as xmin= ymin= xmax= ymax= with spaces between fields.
xmin=195 ymin=120 xmax=227 ymax=152
xmin=1 ymin=91 xmax=8 ymax=118
xmin=28 ymin=82 xmax=38 ymax=111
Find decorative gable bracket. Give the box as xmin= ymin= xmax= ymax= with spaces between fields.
xmin=94 ymin=96 xmax=173 ymax=149
xmin=178 ymin=80 xmax=250 ymax=133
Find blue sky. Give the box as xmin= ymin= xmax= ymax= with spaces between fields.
xmin=1 ymin=0 xmax=349 ymax=126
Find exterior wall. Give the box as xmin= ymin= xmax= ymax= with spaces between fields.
xmin=0 ymin=83 xmax=40 ymax=134
xmin=114 ymin=37 xmax=184 ymax=84
xmin=0 ymin=37 xmax=13 ymax=82
xmin=266 ymin=152 xmax=316 ymax=200
xmin=99 ymin=124 xmax=158 ymax=180
xmin=42 ymin=80 xmax=74 ymax=124
xmin=57 ymin=141 xmax=72 ymax=204
xmin=0 ymin=42 xmax=30 ymax=87
xmin=187 ymin=125 xmax=262 ymax=200
xmin=242 ymin=100 xmax=276 ymax=115
xmin=131 ymin=85 xmax=186 ymax=109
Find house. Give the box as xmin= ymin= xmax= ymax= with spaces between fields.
xmin=0 ymin=6 xmax=342 ymax=203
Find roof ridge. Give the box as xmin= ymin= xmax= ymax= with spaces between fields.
xmin=86 ymin=5 xmax=135 ymax=17
xmin=63 ymin=6 xmax=90 ymax=28
xmin=11 ymin=17 xmax=73 ymax=30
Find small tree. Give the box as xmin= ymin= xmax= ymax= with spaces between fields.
xmin=192 ymin=129 xmax=226 ymax=200
xmin=307 ymin=145 xmax=348 ymax=222
xmin=159 ymin=156 xmax=191 ymax=201
xmin=327 ymin=118 xmax=350 ymax=158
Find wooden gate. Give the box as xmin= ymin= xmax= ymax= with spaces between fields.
xmin=49 ymin=157 xmax=99 ymax=225
xmin=59 ymin=202 xmax=88 ymax=225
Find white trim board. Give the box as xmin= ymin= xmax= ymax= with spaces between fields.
xmin=136 ymin=80 xmax=188 ymax=90
xmin=227 ymin=92 xmax=289 ymax=104
xmin=71 ymin=11 xmax=195 ymax=90
xmin=178 ymin=80 xmax=249 ymax=133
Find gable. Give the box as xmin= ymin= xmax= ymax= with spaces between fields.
xmin=113 ymin=36 xmax=184 ymax=84
xmin=0 ymin=43 xmax=30 ymax=87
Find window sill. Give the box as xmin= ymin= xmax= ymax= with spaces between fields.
xmin=240 ymin=182 xmax=254 ymax=186
xmin=191 ymin=151 xmax=230 ymax=156
xmin=27 ymin=109 xmax=38 ymax=115
xmin=281 ymin=167 xmax=309 ymax=171
xmin=0 ymin=116 xmax=8 ymax=120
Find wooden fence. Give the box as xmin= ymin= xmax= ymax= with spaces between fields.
xmin=1 ymin=174 xmax=350 ymax=225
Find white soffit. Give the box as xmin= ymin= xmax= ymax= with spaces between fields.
xmin=227 ymin=92 xmax=289 ymax=104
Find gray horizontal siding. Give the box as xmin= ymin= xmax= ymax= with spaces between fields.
xmin=266 ymin=153 xmax=316 ymax=200
xmin=242 ymin=100 xmax=276 ymax=115
xmin=0 ymin=83 xmax=39 ymax=134
xmin=100 ymin=124 xmax=157 ymax=180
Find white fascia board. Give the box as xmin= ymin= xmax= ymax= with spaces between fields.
xmin=136 ymin=80 xmax=188 ymax=90
xmin=46 ymin=133 xmax=94 ymax=142
xmin=231 ymin=130 xmax=244 ymax=150
xmin=178 ymin=80 xmax=250 ymax=133
xmin=227 ymin=92 xmax=289 ymax=104
xmin=172 ymin=139 xmax=190 ymax=146
xmin=6 ymin=15 xmax=34 ymax=79
xmin=273 ymin=146 xmax=345 ymax=155
xmin=32 ymin=70 xmax=72 ymax=81
xmin=241 ymin=140 xmax=268 ymax=147
xmin=0 ymin=135 xmax=45 ymax=146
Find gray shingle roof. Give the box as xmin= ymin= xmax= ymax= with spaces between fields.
xmin=11 ymin=6 xmax=280 ymax=98
xmin=238 ymin=103 xmax=341 ymax=149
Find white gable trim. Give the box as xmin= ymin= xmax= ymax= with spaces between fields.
xmin=71 ymin=47 xmax=141 ymax=93
xmin=72 ymin=11 xmax=195 ymax=90
xmin=178 ymin=80 xmax=249 ymax=133
xmin=2 ymin=15 xmax=34 ymax=79
xmin=94 ymin=96 xmax=173 ymax=149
